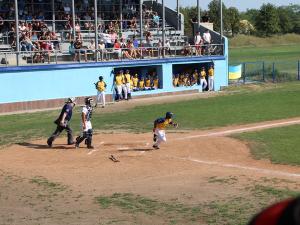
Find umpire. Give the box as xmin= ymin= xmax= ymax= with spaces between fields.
xmin=47 ymin=97 xmax=76 ymax=147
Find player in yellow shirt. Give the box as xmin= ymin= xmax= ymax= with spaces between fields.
xmin=152 ymin=112 xmax=178 ymax=149
xmin=94 ymin=76 xmax=107 ymax=108
xmin=173 ymin=74 xmax=179 ymax=87
xmin=152 ymin=76 xmax=159 ymax=89
xmin=179 ymin=73 xmax=185 ymax=86
xmin=124 ymin=69 xmax=131 ymax=100
xmin=208 ymin=65 xmax=214 ymax=91
xmin=138 ymin=77 xmax=145 ymax=90
xmin=145 ymin=75 xmax=152 ymax=90
xmin=193 ymin=69 xmax=199 ymax=85
xmin=120 ymin=70 xmax=128 ymax=100
xmin=114 ymin=71 xmax=124 ymax=101
xmin=132 ymin=74 xmax=139 ymax=91
xmin=200 ymin=67 xmax=208 ymax=91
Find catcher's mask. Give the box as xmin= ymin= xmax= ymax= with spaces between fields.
xmin=85 ymin=97 xmax=93 ymax=106
xmin=165 ymin=112 xmax=174 ymax=119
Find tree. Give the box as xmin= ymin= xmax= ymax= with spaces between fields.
xmin=239 ymin=20 xmax=255 ymax=35
xmin=208 ymin=0 xmax=228 ymax=33
xmin=277 ymin=6 xmax=294 ymax=33
xmin=179 ymin=6 xmax=198 ymax=38
xmin=240 ymin=9 xmax=259 ymax=25
xmin=255 ymin=3 xmax=280 ymax=36
xmin=227 ymin=7 xmax=240 ymax=36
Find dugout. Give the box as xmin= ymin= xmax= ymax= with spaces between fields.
xmin=113 ymin=65 xmax=163 ymax=89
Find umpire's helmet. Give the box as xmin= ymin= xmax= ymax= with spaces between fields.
xmin=85 ymin=97 xmax=93 ymax=106
xmin=165 ymin=112 xmax=174 ymax=119
xmin=66 ymin=97 xmax=76 ymax=104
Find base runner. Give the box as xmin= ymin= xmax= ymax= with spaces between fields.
xmin=152 ymin=112 xmax=178 ymax=149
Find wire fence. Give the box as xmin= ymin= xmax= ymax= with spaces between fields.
xmin=230 ymin=61 xmax=300 ymax=83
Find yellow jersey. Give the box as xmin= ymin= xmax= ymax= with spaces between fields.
xmin=124 ymin=73 xmax=131 ymax=83
xmin=153 ymin=79 xmax=159 ymax=88
xmin=115 ymin=75 xmax=123 ymax=85
xmin=96 ymin=81 xmax=106 ymax=92
xmin=145 ymin=79 xmax=151 ymax=87
xmin=173 ymin=78 xmax=179 ymax=86
xmin=139 ymin=80 xmax=144 ymax=88
xmin=193 ymin=72 xmax=198 ymax=80
xmin=154 ymin=118 xmax=172 ymax=130
xmin=133 ymin=77 xmax=139 ymax=87
xmin=200 ymin=70 xmax=206 ymax=78
xmin=208 ymin=68 xmax=214 ymax=76
xmin=130 ymin=79 xmax=133 ymax=89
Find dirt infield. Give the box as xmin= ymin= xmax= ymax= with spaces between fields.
xmin=1 ymin=119 xmax=300 ymax=225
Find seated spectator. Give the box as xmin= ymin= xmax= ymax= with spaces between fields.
xmin=75 ymin=22 xmax=81 ymax=33
xmin=113 ymin=39 xmax=122 ymax=60
xmin=69 ymin=41 xmax=75 ymax=55
xmin=130 ymin=17 xmax=137 ymax=32
xmin=50 ymin=32 xmax=60 ymax=50
xmin=98 ymin=40 xmax=106 ymax=61
xmin=182 ymin=42 xmax=192 ymax=56
xmin=74 ymin=37 xmax=87 ymax=62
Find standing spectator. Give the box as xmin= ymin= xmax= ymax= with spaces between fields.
xmin=208 ymin=65 xmax=214 ymax=91
xmin=94 ymin=76 xmax=107 ymax=108
xmin=47 ymin=97 xmax=76 ymax=147
xmin=98 ymin=40 xmax=106 ymax=60
xmin=194 ymin=31 xmax=202 ymax=56
xmin=74 ymin=37 xmax=87 ymax=62
xmin=153 ymin=12 xmax=160 ymax=29
xmin=200 ymin=67 xmax=208 ymax=91
xmin=203 ymin=29 xmax=212 ymax=54
xmin=146 ymin=31 xmax=154 ymax=57
xmin=75 ymin=97 xmax=94 ymax=149
xmin=164 ymin=39 xmax=171 ymax=55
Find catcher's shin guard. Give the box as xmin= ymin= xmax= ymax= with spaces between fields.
xmin=86 ymin=129 xmax=93 ymax=149
xmin=153 ymin=134 xmax=157 ymax=142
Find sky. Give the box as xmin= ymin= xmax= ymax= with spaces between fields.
xmin=164 ymin=0 xmax=300 ymax=12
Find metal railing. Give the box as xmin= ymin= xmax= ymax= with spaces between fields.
xmin=0 ymin=44 xmax=224 ymax=67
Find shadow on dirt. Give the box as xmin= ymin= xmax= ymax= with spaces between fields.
xmin=17 ymin=142 xmax=72 ymax=150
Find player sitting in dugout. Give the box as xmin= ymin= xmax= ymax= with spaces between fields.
xmin=132 ymin=74 xmax=139 ymax=91
xmin=138 ymin=77 xmax=145 ymax=91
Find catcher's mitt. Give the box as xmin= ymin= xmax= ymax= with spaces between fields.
xmin=173 ymin=123 xmax=178 ymax=128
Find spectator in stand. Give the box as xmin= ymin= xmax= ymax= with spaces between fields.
xmin=50 ymin=32 xmax=60 ymax=50
xmin=203 ymin=29 xmax=212 ymax=54
xmin=194 ymin=31 xmax=202 ymax=56
xmin=182 ymin=41 xmax=192 ymax=56
xmin=87 ymin=39 xmax=96 ymax=60
xmin=146 ymin=31 xmax=154 ymax=57
xmin=153 ymin=12 xmax=160 ymax=29
xmin=113 ymin=39 xmax=122 ymax=60
xmin=74 ymin=37 xmax=87 ymax=62
xmin=164 ymin=39 xmax=171 ymax=55
xmin=130 ymin=17 xmax=137 ymax=32
xmin=74 ymin=22 xmax=81 ymax=33
xmin=98 ymin=40 xmax=106 ymax=61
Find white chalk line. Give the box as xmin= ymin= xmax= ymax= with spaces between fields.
xmin=177 ymin=119 xmax=300 ymax=140
xmin=87 ymin=142 xmax=104 ymax=155
xmin=170 ymin=156 xmax=300 ymax=178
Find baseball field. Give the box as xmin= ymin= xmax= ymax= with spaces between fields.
xmin=0 ymin=81 xmax=300 ymax=225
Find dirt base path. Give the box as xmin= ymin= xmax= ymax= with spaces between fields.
xmin=0 ymin=118 xmax=300 ymax=225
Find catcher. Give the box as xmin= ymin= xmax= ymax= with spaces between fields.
xmin=152 ymin=112 xmax=178 ymax=149
xmin=75 ymin=97 xmax=94 ymax=149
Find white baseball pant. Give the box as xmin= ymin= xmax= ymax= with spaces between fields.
xmin=96 ymin=91 xmax=106 ymax=107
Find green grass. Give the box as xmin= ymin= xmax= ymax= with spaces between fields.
xmin=233 ymin=124 xmax=300 ymax=165
xmin=2 ymin=82 xmax=300 ymax=147
xmin=229 ymin=34 xmax=300 ymax=65
xmin=95 ymin=182 xmax=300 ymax=225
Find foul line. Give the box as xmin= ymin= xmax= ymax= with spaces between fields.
xmin=170 ymin=156 xmax=300 ymax=178
xmin=177 ymin=119 xmax=300 ymax=140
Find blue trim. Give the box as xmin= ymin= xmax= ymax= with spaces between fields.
xmin=0 ymin=56 xmax=225 ymax=73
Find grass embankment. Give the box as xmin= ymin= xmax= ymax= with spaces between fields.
xmin=229 ymin=34 xmax=300 ymax=64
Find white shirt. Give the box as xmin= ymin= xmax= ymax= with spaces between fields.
xmin=194 ymin=35 xmax=202 ymax=45
xmin=203 ymin=32 xmax=211 ymax=44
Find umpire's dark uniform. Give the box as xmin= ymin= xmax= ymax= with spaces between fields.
xmin=47 ymin=98 xmax=76 ymax=147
